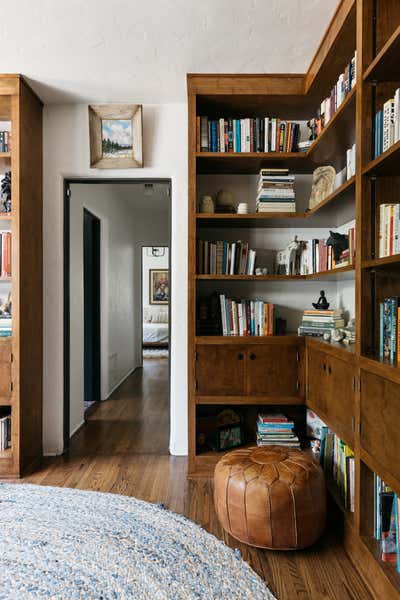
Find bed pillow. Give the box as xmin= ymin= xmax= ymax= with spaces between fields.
xmin=151 ymin=308 xmax=169 ymax=324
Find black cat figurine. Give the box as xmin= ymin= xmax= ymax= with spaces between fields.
xmin=326 ymin=230 xmax=349 ymax=262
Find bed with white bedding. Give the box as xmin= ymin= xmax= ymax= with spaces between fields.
xmin=143 ymin=307 xmax=169 ymax=347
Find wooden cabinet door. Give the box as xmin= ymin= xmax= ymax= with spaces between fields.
xmin=307 ymin=347 xmax=329 ymax=414
xmin=325 ymin=354 xmax=355 ymax=446
xmin=195 ymin=345 xmax=246 ymax=396
xmin=246 ymin=344 xmax=299 ymax=397
xmin=360 ymin=370 xmax=400 ymax=482
xmin=0 ymin=340 xmax=11 ymax=401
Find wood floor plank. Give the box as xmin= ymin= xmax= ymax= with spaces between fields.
xmin=15 ymin=359 xmax=373 ymax=600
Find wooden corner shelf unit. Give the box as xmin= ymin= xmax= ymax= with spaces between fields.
xmin=0 ymin=75 xmax=43 ymax=478
xmin=188 ymin=1 xmax=400 ymax=597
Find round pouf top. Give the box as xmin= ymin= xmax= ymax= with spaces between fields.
xmin=214 ymin=445 xmax=326 ymax=550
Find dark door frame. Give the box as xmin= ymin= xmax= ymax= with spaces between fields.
xmin=63 ymin=178 xmax=172 ymax=452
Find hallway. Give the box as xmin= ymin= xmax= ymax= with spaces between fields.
xmin=22 ymin=361 xmax=371 ymax=600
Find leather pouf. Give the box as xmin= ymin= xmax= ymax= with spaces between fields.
xmin=214 ymin=445 xmax=326 ymax=550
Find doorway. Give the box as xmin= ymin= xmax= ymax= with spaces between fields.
xmin=64 ymin=179 xmax=171 ymax=452
xmin=83 ymin=209 xmax=101 ymax=414
xmin=142 ymin=247 xmax=169 ymax=361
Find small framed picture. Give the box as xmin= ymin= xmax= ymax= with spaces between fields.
xmin=88 ymin=104 xmax=143 ymax=169
xmin=149 ymin=269 xmax=169 ymax=305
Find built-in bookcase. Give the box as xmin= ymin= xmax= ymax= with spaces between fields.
xmin=0 ymin=75 xmax=42 ymax=477
xmin=188 ymin=1 xmax=400 ymax=596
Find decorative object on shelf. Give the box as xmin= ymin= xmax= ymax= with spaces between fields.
xmin=308 ymin=166 xmax=336 ymax=211
xmin=0 ymin=172 xmax=11 ymax=213
xmin=323 ymin=331 xmax=331 ymax=341
xmin=275 ymin=236 xmax=306 ymax=276
xmin=213 ymin=409 xmax=244 ymax=452
xmin=199 ymin=195 xmax=215 ymax=213
xmin=312 ymin=290 xmax=330 ymax=311
xmin=215 ymin=189 xmax=235 ymax=213
xmin=0 ymin=292 xmax=11 ymax=316
xmin=331 ymin=328 xmax=345 ymax=342
xmin=255 ymin=267 xmax=269 ymax=276
xmin=236 ymin=202 xmax=248 ymax=214
xmin=326 ymin=231 xmax=349 ymax=262
xmin=149 ymin=269 xmax=169 ymax=305
xmin=89 ymin=104 xmax=143 ymax=169
xmin=343 ymin=319 xmax=356 ymax=345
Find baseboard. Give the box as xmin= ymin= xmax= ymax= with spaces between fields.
xmin=69 ymin=420 xmax=85 ymax=438
xmin=105 ymin=366 xmax=138 ymax=399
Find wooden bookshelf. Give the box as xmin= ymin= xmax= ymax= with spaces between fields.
xmin=0 ymin=75 xmax=43 ymax=478
xmin=188 ymin=1 xmax=400 ymax=596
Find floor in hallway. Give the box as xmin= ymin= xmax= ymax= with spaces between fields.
xmin=21 ymin=359 xmax=372 ymax=600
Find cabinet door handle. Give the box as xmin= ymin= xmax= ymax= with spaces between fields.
xmin=238 ymin=353 xmax=244 ymax=360
xmin=250 ymin=353 xmax=257 ymax=360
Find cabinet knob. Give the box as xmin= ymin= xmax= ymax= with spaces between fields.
xmin=238 ymin=353 xmax=244 ymax=360
xmin=250 ymin=353 xmax=256 ymax=360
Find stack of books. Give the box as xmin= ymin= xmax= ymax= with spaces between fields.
xmin=379 ymin=297 xmax=400 ymax=365
xmin=219 ymin=295 xmax=274 ymax=336
xmin=0 ymin=316 xmax=11 ymax=337
xmin=379 ymin=204 xmax=400 ymax=257
xmin=197 ymin=240 xmax=256 ymax=275
xmin=299 ymin=228 xmax=355 ymax=275
xmin=256 ymin=414 xmax=300 ymax=448
xmin=374 ymin=88 xmax=400 ymax=159
xmin=256 ymin=168 xmax=296 ymax=213
xmin=374 ymin=475 xmax=400 ymax=566
xmin=320 ymin=427 xmax=355 ymax=512
xmin=197 ymin=117 xmax=301 ymax=153
xmin=0 ymin=415 xmax=11 ymax=450
xmin=298 ymin=309 xmax=345 ymax=338
xmin=0 ymin=130 xmax=11 ymax=153
xmin=0 ymin=231 xmax=11 ymax=277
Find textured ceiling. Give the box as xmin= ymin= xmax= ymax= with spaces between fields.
xmin=2 ymin=0 xmax=338 ymax=104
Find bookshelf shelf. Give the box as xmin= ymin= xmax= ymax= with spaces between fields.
xmin=196 ymin=395 xmax=304 ymax=406
xmin=0 ymin=448 xmax=12 ymax=459
xmin=361 ymin=536 xmax=400 ymax=593
xmin=362 ymin=139 xmax=400 ymax=176
xmin=0 ymin=213 xmax=12 ymax=220
xmin=363 ymin=24 xmax=400 ymax=82
xmin=326 ymin=478 xmax=354 ymax=526
xmin=195 ymin=334 xmax=300 ymax=345
xmin=362 ymin=255 xmax=400 ymax=269
xmin=196 ymin=266 xmax=354 ymax=281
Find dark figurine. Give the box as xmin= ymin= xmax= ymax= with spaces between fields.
xmin=0 ymin=171 xmax=11 ymax=213
xmin=312 ymin=290 xmax=330 ymax=310
xmin=326 ymin=230 xmax=349 ymax=262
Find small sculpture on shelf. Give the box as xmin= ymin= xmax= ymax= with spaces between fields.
xmin=215 ymin=189 xmax=236 ymax=214
xmin=308 ymin=166 xmax=336 ymax=211
xmin=0 ymin=292 xmax=11 ymax=316
xmin=0 ymin=171 xmax=11 ymax=213
xmin=275 ymin=236 xmax=306 ymax=276
xmin=199 ymin=194 xmax=215 ymax=213
xmin=326 ymin=231 xmax=349 ymax=262
xmin=312 ymin=290 xmax=330 ymax=311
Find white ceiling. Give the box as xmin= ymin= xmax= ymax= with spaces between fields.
xmin=2 ymin=0 xmax=338 ymax=104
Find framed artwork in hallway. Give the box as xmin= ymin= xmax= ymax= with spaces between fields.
xmin=149 ymin=269 xmax=169 ymax=305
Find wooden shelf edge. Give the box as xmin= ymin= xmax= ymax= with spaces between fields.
xmin=196 ymin=266 xmax=354 ymax=281
xmin=360 ymin=355 xmax=400 ymax=386
xmin=363 ymin=139 xmax=400 ymax=176
xmin=195 ymin=334 xmax=302 ymax=345
xmin=363 ymin=24 xmax=400 ymax=81
xmin=362 ymin=255 xmax=400 ymax=269
xmin=360 ymin=448 xmax=400 ymax=499
xmin=360 ymin=535 xmax=400 ymax=593
xmin=195 ymin=395 xmax=305 ymax=405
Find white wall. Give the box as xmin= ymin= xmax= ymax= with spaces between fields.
xmin=142 ymin=248 xmax=169 ymax=315
xmin=43 ymin=103 xmax=187 ymax=456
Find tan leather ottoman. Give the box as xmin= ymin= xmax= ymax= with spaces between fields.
xmin=214 ymin=445 xmax=326 ymax=549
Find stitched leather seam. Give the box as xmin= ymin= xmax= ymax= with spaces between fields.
xmin=290 ymin=484 xmax=298 ymax=547
xmin=225 ymin=464 xmax=233 ymax=534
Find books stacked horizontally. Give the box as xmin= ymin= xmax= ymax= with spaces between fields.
xmin=379 ymin=297 xmax=400 ymax=366
xmin=256 ymin=414 xmax=300 ymax=448
xmin=298 ymin=309 xmax=344 ymax=338
xmin=320 ymin=427 xmax=355 ymax=512
xmin=197 ymin=240 xmax=256 ymax=275
xmin=197 ymin=117 xmax=301 ymax=153
xmin=374 ymin=475 xmax=400 ymax=565
xmin=0 ymin=316 xmax=11 ymax=337
xmin=257 ymin=169 xmax=295 ymax=213
xmin=0 ymin=415 xmax=11 ymax=450
xmin=379 ymin=204 xmax=400 ymax=257
xmin=219 ymin=295 xmax=274 ymax=336
xmin=374 ymin=88 xmax=400 ymax=159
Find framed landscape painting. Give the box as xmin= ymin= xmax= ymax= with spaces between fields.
xmin=149 ymin=269 xmax=169 ymax=305
xmin=89 ymin=104 xmax=143 ymax=169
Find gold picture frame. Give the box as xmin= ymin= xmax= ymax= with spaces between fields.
xmin=149 ymin=269 xmax=169 ymax=305
xmin=89 ymin=104 xmax=143 ymax=169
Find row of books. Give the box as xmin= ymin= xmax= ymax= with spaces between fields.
xmin=320 ymin=428 xmax=355 ymax=512
xmin=374 ymin=475 xmax=400 ymax=568
xmin=0 ymin=316 xmax=11 ymax=337
xmin=219 ymin=295 xmax=275 ymax=336
xmin=0 ymin=415 xmax=11 ymax=451
xmin=374 ymin=89 xmax=400 ymax=159
xmin=379 ymin=297 xmax=400 ymax=366
xmin=197 ymin=117 xmax=301 ymax=153
xmin=0 ymin=232 xmax=11 ymax=278
xmin=257 ymin=168 xmax=296 ymax=213
xmin=379 ymin=203 xmax=400 ymax=258
xmin=298 ymin=309 xmax=344 ymax=338
xmin=197 ymin=240 xmax=256 ymax=275
xmin=298 ymin=228 xmax=355 ymax=275
xmin=0 ymin=131 xmax=11 ymax=153
xmin=256 ymin=413 xmax=300 ymax=448
xmin=346 ymin=143 xmax=356 ymax=179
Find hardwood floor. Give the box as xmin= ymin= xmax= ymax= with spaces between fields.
xmin=20 ymin=359 xmax=372 ymax=599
